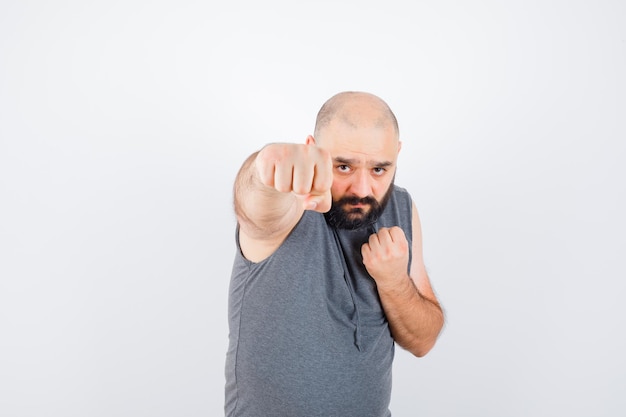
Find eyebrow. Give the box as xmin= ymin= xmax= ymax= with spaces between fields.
xmin=334 ymin=156 xmax=394 ymax=168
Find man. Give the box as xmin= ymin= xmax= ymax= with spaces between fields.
xmin=225 ymin=91 xmax=444 ymax=416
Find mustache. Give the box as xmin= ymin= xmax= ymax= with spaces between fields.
xmin=336 ymin=195 xmax=377 ymax=206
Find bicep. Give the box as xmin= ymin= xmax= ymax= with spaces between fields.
xmin=409 ymin=201 xmax=439 ymax=303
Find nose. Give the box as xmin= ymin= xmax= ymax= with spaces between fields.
xmin=348 ymin=170 xmax=371 ymax=198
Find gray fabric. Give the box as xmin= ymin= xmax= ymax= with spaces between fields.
xmin=225 ymin=185 xmax=413 ymax=417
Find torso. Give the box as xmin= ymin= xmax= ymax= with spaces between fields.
xmin=225 ymin=186 xmax=413 ymax=417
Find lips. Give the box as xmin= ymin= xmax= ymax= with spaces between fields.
xmin=344 ymin=203 xmax=369 ymax=214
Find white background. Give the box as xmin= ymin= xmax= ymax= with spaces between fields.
xmin=1 ymin=1 xmax=625 ymax=416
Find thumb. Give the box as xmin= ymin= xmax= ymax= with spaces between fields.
xmin=304 ymin=189 xmax=332 ymax=213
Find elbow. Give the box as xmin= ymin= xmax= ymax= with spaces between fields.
xmin=407 ymin=339 xmax=437 ymax=358
xmin=406 ymin=318 xmax=445 ymax=358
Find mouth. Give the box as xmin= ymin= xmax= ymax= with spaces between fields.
xmin=344 ymin=203 xmax=370 ymax=215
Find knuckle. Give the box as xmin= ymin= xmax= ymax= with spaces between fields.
xmin=275 ymin=183 xmax=291 ymax=193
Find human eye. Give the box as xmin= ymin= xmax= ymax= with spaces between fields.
xmin=336 ymin=164 xmax=351 ymax=173
xmin=373 ymin=167 xmax=387 ymax=176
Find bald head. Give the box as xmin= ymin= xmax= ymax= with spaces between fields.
xmin=313 ymin=91 xmax=399 ymax=141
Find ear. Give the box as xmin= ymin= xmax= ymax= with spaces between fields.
xmin=306 ymin=135 xmax=316 ymax=145
xmin=398 ymin=140 xmax=402 ymax=154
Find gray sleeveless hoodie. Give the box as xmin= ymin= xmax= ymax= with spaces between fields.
xmin=225 ymin=185 xmax=413 ymax=417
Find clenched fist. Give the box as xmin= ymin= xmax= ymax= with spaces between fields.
xmin=255 ymin=143 xmax=333 ymax=213
xmin=362 ymin=226 xmax=410 ymax=285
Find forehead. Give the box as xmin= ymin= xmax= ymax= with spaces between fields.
xmin=319 ymin=119 xmax=399 ymax=162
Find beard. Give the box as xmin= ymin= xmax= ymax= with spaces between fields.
xmin=324 ymin=183 xmax=394 ymax=230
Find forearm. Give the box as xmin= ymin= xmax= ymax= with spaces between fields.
xmin=377 ymin=276 xmax=444 ymax=357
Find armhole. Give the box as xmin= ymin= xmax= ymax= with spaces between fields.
xmin=407 ymin=194 xmax=414 ymax=272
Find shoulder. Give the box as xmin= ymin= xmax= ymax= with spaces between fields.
xmin=384 ymin=185 xmax=414 ymax=217
xmin=391 ymin=184 xmax=412 ymax=203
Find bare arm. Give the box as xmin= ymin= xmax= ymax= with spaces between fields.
xmin=234 ymin=143 xmax=333 ymax=262
xmin=362 ymin=202 xmax=444 ymax=357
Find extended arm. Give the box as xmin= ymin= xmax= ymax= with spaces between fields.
xmin=362 ymin=202 xmax=444 ymax=357
xmin=234 ymin=143 xmax=333 ymax=262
